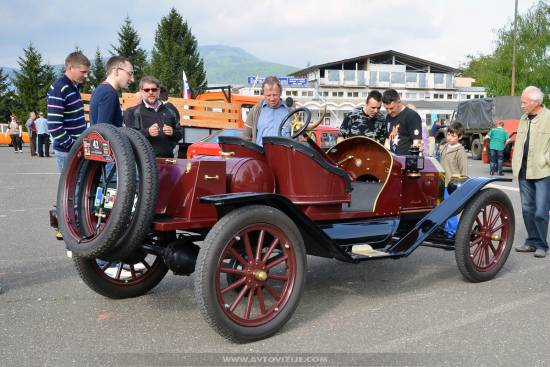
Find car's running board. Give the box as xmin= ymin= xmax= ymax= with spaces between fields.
xmin=351 ymin=244 xmax=387 ymax=256
xmin=349 ymin=244 xmax=404 ymax=261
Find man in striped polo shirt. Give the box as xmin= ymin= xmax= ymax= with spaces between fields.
xmin=47 ymin=52 xmax=90 ymax=172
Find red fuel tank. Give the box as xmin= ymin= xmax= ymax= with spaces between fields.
xmin=224 ymin=157 xmax=275 ymax=193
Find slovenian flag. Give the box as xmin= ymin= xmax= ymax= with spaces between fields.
xmin=182 ymin=70 xmax=192 ymax=99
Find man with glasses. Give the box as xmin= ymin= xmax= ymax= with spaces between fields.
xmin=47 ymin=51 xmax=90 ymax=172
xmin=124 ymin=76 xmax=183 ymax=158
xmin=90 ymin=56 xmax=134 ymax=127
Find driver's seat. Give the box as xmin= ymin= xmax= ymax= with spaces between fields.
xmin=262 ymin=136 xmax=351 ymax=205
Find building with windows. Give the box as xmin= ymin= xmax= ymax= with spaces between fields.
xmin=238 ymin=50 xmax=486 ymax=128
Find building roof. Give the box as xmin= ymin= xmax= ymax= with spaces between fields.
xmin=289 ymin=50 xmax=459 ymax=77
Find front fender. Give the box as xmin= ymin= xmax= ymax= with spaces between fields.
xmin=387 ymin=177 xmax=512 ymax=255
xmin=200 ymin=192 xmax=350 ymax=261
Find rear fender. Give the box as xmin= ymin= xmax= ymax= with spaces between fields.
xmin=387 ymin=177 xmax=511 ymax=255
xmin=200 ymin=192 xmax=350 ymax=261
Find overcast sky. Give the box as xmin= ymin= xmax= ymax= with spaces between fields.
xmin=0 ymin=0 xmax=540 ymax=70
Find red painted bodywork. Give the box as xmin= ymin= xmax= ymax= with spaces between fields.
xmin=153 ymin=137 xmax=444 ymax=231
xmin=263 ymin=142 xmax=350 ymax=205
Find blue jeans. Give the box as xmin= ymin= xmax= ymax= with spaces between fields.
xmin=444 ymin=187 xmax=458 ymax=236
xmin=489 ymin=149 xmax=504 ymax=175
xmin=54 ymin=150 xmax=69 ymax=173
xmin=518 ymin=175 xmax=550 ymax=251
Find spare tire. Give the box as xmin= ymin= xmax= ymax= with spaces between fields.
xmin=99 ymin=127 xmax=159 ymax=261
xmin=57 ymin=124 xmax=137 ymax=258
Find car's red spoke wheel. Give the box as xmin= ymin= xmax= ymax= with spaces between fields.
xmin=455 ymin=188 xmax=514 ymax=282
xmin=195 ymin=205 xmax=306 ymax=343
xmin=216 ymin=224 xmax=297 ymax=326
xmin=73 ymin=252 xmax=168 ymax=299
xmin=468 ymin=202 xmax=510 ymax=272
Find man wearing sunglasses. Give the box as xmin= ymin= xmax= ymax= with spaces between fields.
xmin=90 ymin=56 xmax=134 ymax=127
xmin=124 ymin=76 xmax=183 ymax=158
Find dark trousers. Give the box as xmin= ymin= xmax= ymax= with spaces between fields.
xmin=37 ymin=134 xmax=50 ymax=157
xmin=10 ymin=135 xmax=22 ymax=151
xmin=489 ymin=149 xmax=504 ymax=175
xmin=29 ymin=133 xmax=37 ymax=156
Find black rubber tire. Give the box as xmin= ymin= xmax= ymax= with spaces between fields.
xmin=73 ymin=253 xmax=168 ymax=299
xmin=471 ymin=138 xmax=482 ymax=160
xmin=99 ymin=127 xmax=159 ymax=262
xmin=454 ymin=188 xmax=514 ymax=282
xmin=194 ymin=205 xmax=306 ymax=343
xmin=57 ymin=124 xmax=136 ymax=258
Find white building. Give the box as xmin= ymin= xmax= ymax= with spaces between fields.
xmin=238 ymin=50 xmax=486 ymax=128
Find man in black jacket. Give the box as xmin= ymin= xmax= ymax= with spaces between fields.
xmin=124 ymin=76 xmax=183 ymax=158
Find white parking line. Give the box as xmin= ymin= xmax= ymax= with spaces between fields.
xmin=486 ymin=183 xmax=519 ymax=192
xmin=0 ymin=208 xmax=51 ymax=213
xmin=15 ymin=173 xmax=59 ymax=175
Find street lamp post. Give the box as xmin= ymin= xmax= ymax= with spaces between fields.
xmin=511 ymin=0 xmax=518 ymax=96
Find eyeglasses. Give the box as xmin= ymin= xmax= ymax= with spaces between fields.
xmin=118 ymin=67 xmax=134 ymax=77
xmin=142 ymin=88 xmax=158 ymax=93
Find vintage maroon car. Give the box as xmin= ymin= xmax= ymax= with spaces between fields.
xmin=52 ymin=108 xmax=515 ymax=343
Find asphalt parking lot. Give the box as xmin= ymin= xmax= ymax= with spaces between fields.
xmin=0 ymin=145 xmax=549 ymax=367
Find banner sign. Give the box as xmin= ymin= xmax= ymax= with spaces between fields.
xmin=247 ymin=76 xmax=307 ymax=87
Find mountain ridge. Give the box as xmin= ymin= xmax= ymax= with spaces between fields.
xmin=1 ymin=45 xmax=300 ymax=86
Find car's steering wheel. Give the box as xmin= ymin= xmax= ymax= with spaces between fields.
xmin=278 ymin=107 xmax=312 ymax=139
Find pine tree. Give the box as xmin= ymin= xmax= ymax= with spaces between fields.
xmin=111 ymin=16 xmax=147 ymax=92
xmin=0 ymin=68 xmax=15 ymax=121
xmin=84 ymin=47 xmax=107 ymax=92
xmin=150 ymin=8 xmax=207 ymax=96
xmin=12 ymin=43 xmax=56 ymax=120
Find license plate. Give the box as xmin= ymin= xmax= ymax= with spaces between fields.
xmin=103 ymin=188 xmax=117 ymax=209
xmin=94 ymin=187 xmax=117 ymax=209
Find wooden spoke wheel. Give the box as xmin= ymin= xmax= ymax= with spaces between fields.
xmin=195 ymin=205 xmax=306 ymax=343
xmin=455 ymin=188 xmax=514 ymax=282
xmin=73 ymin=251 xmax=168 ymax=299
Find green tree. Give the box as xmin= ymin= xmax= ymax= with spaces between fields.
xmin=111 ymin=16 xmax=147 ymax=92
xmin=12 ymin=43 xmax=56 ymax=121
xmin=0 ymin=68 xmax=15 ymax=121
xmin=461 ymin=1 xmax=550 ymax=100
xmin=83 ymin=47 xmax=107 ymax=92
xmin=149 ymin=8 xmax=207 ymax=96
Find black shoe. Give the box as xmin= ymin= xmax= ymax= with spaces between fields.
xmin=498 ymin=173 xmax=504 ymax=176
